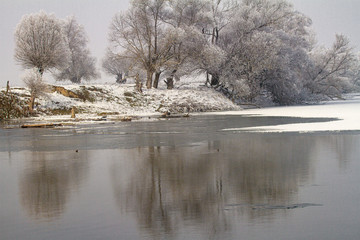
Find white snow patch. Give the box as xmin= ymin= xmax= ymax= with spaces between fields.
xmin=216 ymin=95 xmax=360 ymax=133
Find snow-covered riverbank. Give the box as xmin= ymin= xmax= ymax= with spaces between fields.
xmin=1 ymin=84 xmax=239 ymax=123
xmin=2 ymin=84 xmax=360 ymax=133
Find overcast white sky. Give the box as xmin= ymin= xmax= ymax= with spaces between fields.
xmin=1 ymin=0 xmax=359 ymax=86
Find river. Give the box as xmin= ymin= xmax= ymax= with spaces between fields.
xmin=1 ymin=114 xmax=360 ymax=240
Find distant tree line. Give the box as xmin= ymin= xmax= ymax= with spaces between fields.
xmin=14 ymin=0 xmax=360 ymax=106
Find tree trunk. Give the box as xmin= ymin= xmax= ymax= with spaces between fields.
xmin=164 ymin=69 xmax=177 ymax=90
xmin=29 ymin=95 xmax=35 ymax=113
xmin=210 ymin=73 xmax=220 ymax=86
xmin=146 ymin=71 xmax=153 ymax=89
xmin=153 ymin=72 xmax=161 ymax=88
xmin=116 ymin=73 xmax=123 ymax=84
xmin=38 ymin=67 xmax=44 ymax=76
xmin=164 ymin=77 xmax=174 ymax=89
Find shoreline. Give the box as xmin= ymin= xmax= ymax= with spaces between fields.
xmin=0 ymin=83 xmax=240 ymax=125
xmin=2 ymin=84 xmax=360 ymax=133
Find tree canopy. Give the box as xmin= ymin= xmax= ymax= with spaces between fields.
xmin=14 ymin=11 xmax=98 ymax=84
xmin=55 ymin=16 xmax=99 ymax=83
xmin=14 ymin=11 xmax=68 ymax=75
xmin=106 ymin=0 xmax=359 ymax=105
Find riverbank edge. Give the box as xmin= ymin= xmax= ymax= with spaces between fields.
xmin=1 ymin=84 xmax=240 ymax=127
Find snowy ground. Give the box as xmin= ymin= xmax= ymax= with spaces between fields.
xmin=212 ymin=94 xmax=360 ymax=133
xmin=2 ymin=83 xmax=239 ymax=123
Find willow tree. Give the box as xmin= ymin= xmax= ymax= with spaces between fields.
xmin=55 ymin=16 xmax=98 ymax=83
xmin=102 ymin=49 xmax=130 ymax=83
xmin=14 ymin=11 xmax=68 ymax=75
xmin=307 ymin=34 xmax=356 ymax=99
xmin=108 ymin=0 xmax=169 ymax=89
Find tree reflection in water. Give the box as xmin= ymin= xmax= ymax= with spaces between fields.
xmin=19 ymin=151 xmax=89 ymax=221
xmin=111 ymin=135 xmax=318 ymax=238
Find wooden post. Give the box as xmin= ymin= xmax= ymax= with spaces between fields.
xmin=28 ymin=95 xmax=35 ymax=113
xmin=135 ymin=74 xmax=143 ymax=93
xmin=6 ymin=81 xmax=10 ymax=94
xmin=71 ymin=107 xmax=76 ymax=118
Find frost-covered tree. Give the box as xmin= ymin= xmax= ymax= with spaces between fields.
xmin=14 ymin=11 xmax=68 ymax=75
xmin=161 ymin=26 xmax=209 ymax=89
xmin=307 ymin=34 xmax=356 ymax=99
xmin=200 ymin=0 xmax=240 ymax=86
xmin=104 ymin=0 xmax=357 ymax=104
xmin=211 ymin=0 xmax=358 ymax=104
xmin=214 ymin=0 xmax=315 ymax=104
xmin=165 ymin=0 xmax=212 ymax=29
xmin=108 ymin=0 xmax=169 ymax=89
xmin=206 ymin=0 xmax=240 ymax=43
xmin=102 ymin=50 xmax=130 ymax=83
xmin=107 ymin=0 xmax=227 ymax=89
xmin=22 ymin=68 xmax=48 ymax=112
xmin=348 ymin=54 xmax=360 ymax=91
xmin=55 ymin=16 xmax=98 ymax=83
xmin=158 ymin=0 xmax=212 ymax=89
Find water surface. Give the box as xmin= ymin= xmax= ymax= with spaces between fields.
xmin=1 ymin=115 xmax=360 ymax=240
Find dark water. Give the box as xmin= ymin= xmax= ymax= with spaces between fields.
xmin=1 ymin=115 xmax=360 ymax=240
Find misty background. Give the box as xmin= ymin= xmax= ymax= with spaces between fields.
xmin=1 ymin=0 xmax=359 ymax=86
